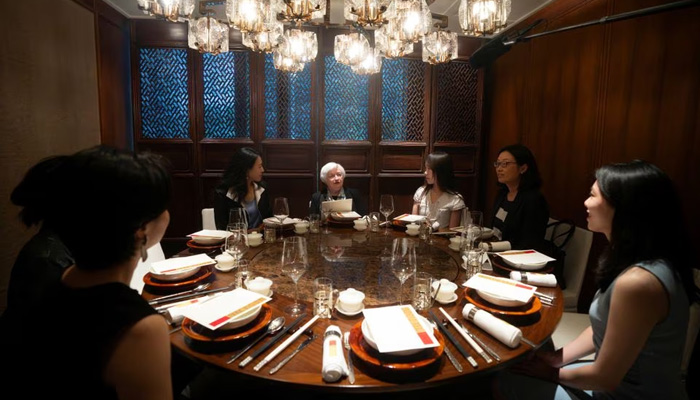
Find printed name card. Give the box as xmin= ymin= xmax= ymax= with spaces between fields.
xmin=182 ymin=288 xmax=271 ymax=331
xmin=150 ymin=253 xmax=215 ymax=274
xmin=362 ymin=305 xmax=438 ymax=354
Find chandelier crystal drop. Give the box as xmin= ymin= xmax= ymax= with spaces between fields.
xmin=458 ymin=0 xmax=511 ymax=36
xmin=276 ymin=28 xmax=318 ymax=66
xmin=344 ymin=0 xmax=391 ymax=27
xmin=421 ymin=30 xmax=458 ymax=64
xmin=242 ymin=21 xmax=284 ymax=52
xmin=273 ymin=49 xmax=307 ymax=72
xmin=334 ymin=33 xmax=371 ymax=67
xmin=375 ymin=24 xmax=414 ymax=58
xmin=385 ymin=0 xmax=432 ymax=43
xmin=137 ymin=0 xmax=195 ymax=22
xmin=188 ymin=16 xmax=230 ymax=55
xmin=351 ymin=48 xmax=382 ymax=75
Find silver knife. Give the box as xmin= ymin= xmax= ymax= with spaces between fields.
xmin=442 ymin=344 xmax=463 ymax=372
xmin=268 ymin=335 xmax=317 ymax=374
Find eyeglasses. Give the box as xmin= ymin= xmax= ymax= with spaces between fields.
xmin=493 ymin=161 xmax=517 ymax=168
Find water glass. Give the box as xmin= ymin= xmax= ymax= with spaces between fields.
xmin=463 ymin=247 xmax=485 ymax=282
xmin=313 ymin=277 xmax=334 ymax=319
xmin=309 ymin=213 xmax=321 ymax=233
xmin=235 ymin=259 xmax=250 ymax=289
xmin=369 ymin=212 xmax=381 ymax=232
xmin=264 ymin=225 xmax=276 ymax=243
xmin=411 ymin=272 xmax=436 ymax=313
xmin=419 ymin=219 xmax=431 ymax=241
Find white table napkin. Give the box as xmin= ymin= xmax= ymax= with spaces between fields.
xmin=150 ymin=253 xmax=215 ymax=275
xmin=510 ymin=271 xmax=558 ymax=287
xmin=362 ymin=305 xmax=439 ymax=354
xmin=187 ymin=229 xmax=230 ymax=239
xmin=480 ymin=241 xmax=511 ymax=252
xmin=498 ymin=250 xmax=556 ymax=266
xmin=181 ymin=288 xmax=271 ymax=330
xmin=462 ymin=303 xmax=522 ymax=348
xmin=463 ymin=273 xmax=537 ymax=303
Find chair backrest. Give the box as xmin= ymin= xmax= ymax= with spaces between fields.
xmin=202 ymin=208 xmax=216 ymax=230
xmin=546 ymin=218 xmax=594 ymax=312
xmin=130 ymin=242 xmax=166 ymax=294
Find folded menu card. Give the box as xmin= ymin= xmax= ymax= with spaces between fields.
xmin=150 ymin=253 xmax=215 ymax=275
xmin=187 ymin=229 xmax=231 ymax=239
xmin=321 ymin=198 xmax=353 ymax=212
xmin=263 ymin=217 xmax=302 ymax=226
xmin=362 ymin=305 xmax=439 ymax=354
xmin=181 ymin=288 xmax=271 ymax=331
xmin=393 ymin=213 xmax=426 ymax=223
xmin=331 ymin=211 xmax=361 ymax=220
xmin=464 ymin=273 xmax=536 ymax=303
xmin=498 ymin=249 xmax=555 ymax=265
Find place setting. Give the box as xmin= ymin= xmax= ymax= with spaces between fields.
xmin=143 ymin=253 xmax=217 ymax=294
xmin=185 ymin=229 xmax=231 ymax=251
xmin=462 ymin=273 xmax=543 ymax=324
xmin=490 ymin=249 xmax=557 ymax=276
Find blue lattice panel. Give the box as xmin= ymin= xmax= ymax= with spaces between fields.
xmin=381 ymin=58 xmax=425 ymax=142
xmin=139 ymin=48 xmax=189 ymax=139
xmin=263 ymin=54 xmax=312 ymax=140
xmin=436 ymin=62 xmax=479 ymax=143
xmin=324 ymin=56 xmax=369 ymax=141
xmin=203 ymin=52 xmax=250 ymax=139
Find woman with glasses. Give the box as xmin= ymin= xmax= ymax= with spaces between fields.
xmin=412 ymin=151 xmax=466 ymax=229
xmin=214 ymin=147 xmax=272 ymax=230
xmin=488 ymin=144 xmax=549 ymax=251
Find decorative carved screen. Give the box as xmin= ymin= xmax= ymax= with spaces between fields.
xmin=202 ymin=51 xmax=250 ymax=139
xmin=381 ymin=58 xmax=425 ymax=142
xmin=263 ymin=54 xmax=312 ymax=140
xmin=323 ymin=56 xmax=369 ymax=141
xmin=139 ymin=48 xmax=190 ymax=139
xmin=435 ymin=62 xmax=479 ymax=144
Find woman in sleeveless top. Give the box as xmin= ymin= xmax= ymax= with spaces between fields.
xmin=412 ymin=152 xmax=465 ymax=229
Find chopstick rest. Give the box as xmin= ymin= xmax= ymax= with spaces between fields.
xmin=461 ymin=304 xmax=522 ymax=348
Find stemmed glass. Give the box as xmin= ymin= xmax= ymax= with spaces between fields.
xmin=379 ymin=195 xmax=394 ymax=235
xmin=225 ymin=223 xmax=249 ymax=267
xmin=228 ymin=207 xmax=248 ymax=231
xmin=321 ymin=204 xmax=331 ymax=234
xmin=390 ymin=238 xmax=417 ymax=305
xmin=273 ymin=197 xmax=289 ymax=242
xmin=281 ymin=236 xmax=309 ymax=316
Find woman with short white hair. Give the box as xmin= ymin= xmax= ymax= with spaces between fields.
xmin=309 ymin=162 xmax=367 ymax=216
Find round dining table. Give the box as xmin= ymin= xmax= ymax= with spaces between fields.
xmin=143 ymin=224 xmax=563 ymax=398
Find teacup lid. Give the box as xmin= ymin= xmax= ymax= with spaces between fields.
xmin=248 ymin=232 xmax=262 ymax=238
xmin=246 ymin=276 xmax=272 ymax=289
xmin=339 ymin=287 xmax=365 ymax=300
xmin=406 ymin=223 xmax=419 ymax=229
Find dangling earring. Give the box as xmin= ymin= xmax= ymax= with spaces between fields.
xmin=140 ymin=235 xmax=148 ymax=262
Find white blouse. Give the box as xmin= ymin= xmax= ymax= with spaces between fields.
xmin=412 ymin=186 xmax=466 ymax=228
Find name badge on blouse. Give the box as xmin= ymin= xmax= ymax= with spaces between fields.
xmin=496 ymin=207 xmax=508 ymax=222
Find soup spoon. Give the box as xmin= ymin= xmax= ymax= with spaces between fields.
xmin=227 ymin=316 xmax=285 ymax=364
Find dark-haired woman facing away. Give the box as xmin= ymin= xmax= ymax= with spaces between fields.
xmin=4 ymin=146 xmax=174 ymax=400
xmin=412 ymin=152 xmax=466 ymax=229
xmin=214 ymin=147 xmax=272 ymax=230
xmin=495 ymin=160 xmax=697 ymax=400
xmin=489 ymin=144 xmax=549 ymax=251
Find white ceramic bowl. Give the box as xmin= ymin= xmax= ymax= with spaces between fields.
xmin=220 ymin=305 xmax=262 ymax=330
xmin=361 ymin=316 xmax=431 ymax=356
xmin=192 ymin=236 xmax=224 ymax=245
xmin=150 ymin=266 xmax=200 ymax=282
xmin=501 ymin=258 xmax=548 ymax=271
xmin=476 ymin=289 xmax=530 ymax=307
xmin=405 ymin=229 xmax=419 ymax=236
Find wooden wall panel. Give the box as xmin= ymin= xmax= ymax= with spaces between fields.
xmin=321 ymin=146 xmax=371 ymax=173
xmin=484 ymin=0 xmax=700 ymax=311
xmin=377 ymin=145 xmax=425 ymax=173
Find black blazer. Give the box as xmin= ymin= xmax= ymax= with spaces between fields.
xmin=213 ymin=184 xmax=272 ymax=230
xmin=490 ymin=188 xmax=549 ymax=252
xmin=309 ymin=187 xmax=367 ymax=217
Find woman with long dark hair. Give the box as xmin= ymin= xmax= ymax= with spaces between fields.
xmin=214 ymin=147 xmax=272 ymax=230
xmin=4 ymin=145 xmax=174 ymax=399
xmin=411 ymin=151 xmax=465 ymax=228
xmin=496 ymin=160 xmax=697 ymax=399
xmin=488 ymin=144 xmax=549 ymax=251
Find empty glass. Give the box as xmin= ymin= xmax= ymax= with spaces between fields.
xmin=229 ymin=207 xmax=248 ymax=231
xmin=369 ymin=211 xmax=381 ymax=232
xmin=309 ymin=213 xmax=321 ymax=233
xmin=281 ymin=236 xmax=309 ymax=316
xmin=273 ymin=197 xmax=289 ymax=241
xmin=463 ymin=247 xmax=485 ymax=283
xmin=313 ymin=277 xmax=333 ymax=319
xmin=390 ymin=237 xmax=417 ymax=304
xmin=225 ymin=223 xmax=249 ymax=265
xmin=461 ymin=210 xmax=484 ymax=250
xmin=411 ymin=271 xmax=437 ymax=314
xmin=379 ymin=195 xmax=394 ymax=235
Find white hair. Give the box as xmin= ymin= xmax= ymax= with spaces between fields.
xmin=320 ymin=162 xmax=345 ymax=184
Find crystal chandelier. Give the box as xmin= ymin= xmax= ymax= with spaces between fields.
xmin=421 ymin=30 xmax=458 ymax=64
xmin=375 ymin=24 xmax=414 ymax=58
xmin=351 ymin=48 xmax=382 ymax=75
xmin=344 ymin=0 xmax=391 ymax=27
xmin=225 ymin=0 xmax=264 ymax=32
xmin=188 ymin=16 xmax=230 ymax=55
xmin=137 ymin=0 xmax=195 ymax=22
xmin=334 ymin=33 xmax=370 ymax=66
xmin=279 ymin=0 xmax=326 ymax=24
xmin=242 ymin=21 xmax=284 ymax=52
xmin=277 ymin=28 xmax=318 ymax=65
xmin=273 ymin=49 xmax=306 ymax=72
xmin=385 ymin=0 xmax=432 ymax=43
xmin=458 ymin=0 xmax=511 ymax=36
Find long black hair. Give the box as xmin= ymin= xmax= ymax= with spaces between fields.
xmin=11 ymin=145 xmax=172 ymax=271
xmin=422 ymin=152 xmax=459 ymax=195
xmin=595 ymin=160 xmax=696 ymax=299
xmin=219 ymin=147 xmax=263 ymax=200
xmin=497 ymin=144 xmax=543 ymax=191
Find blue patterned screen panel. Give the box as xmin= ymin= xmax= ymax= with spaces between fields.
xmin=381 ymin=58 xmax=425 ymax=142
xmin=203 ymin=51 xmax=250 ymax=139
xmin=139 ymin=48 xmax=189 ymax=139
xmin=324 ymin=56 xmax=369 ymax=141
xmin=263 ymin=54 xmax=312 ymax=140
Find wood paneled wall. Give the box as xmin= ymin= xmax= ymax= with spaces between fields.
xmin=129 ymin=20 xmax=486 ymax=248
xmin=484 ymin=0 xmax=700 ymax=311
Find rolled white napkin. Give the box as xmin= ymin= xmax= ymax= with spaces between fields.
xmin=462 ymin=303 xmax=522 ymax=348
xmin=480 ymin=241 xmax=511 ymax=252
xmin=510 ymin=271 xmax=557 ymax=287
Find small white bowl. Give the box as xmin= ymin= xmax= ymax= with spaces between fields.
xmin=476 ymin=289 xmax=530 ymax=307
xmin=361 ymin=316 xmax=432 ymax=356
xmin=406 ymin=229 xmax=419 ymax=236
xmin=150 ymin=266 xmax=200 ymax=282
xmin=501 ymin=258 xmax=548 ymax=271
xmin=219 ymin=305 xmax=262 ymax=330
xmin=192 ymin=236 xmax=224 ymax=245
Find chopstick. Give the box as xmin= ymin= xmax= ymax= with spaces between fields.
xmin=239 ymin=314 xmax=306 ymax=368
xmin=439 ymin=307 xmax=493 ymax=364
xmin=428 ymin=311 xmax=477 ymax=369
xmin=148 ymin=285 xmax=233 ymax=306
xmin=253 ymin=315 xmax=320 ymax=372
xmin=459 ymin=323 xmax=501 ymax=362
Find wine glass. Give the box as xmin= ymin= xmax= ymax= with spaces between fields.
xmin=281 ymin=236 xmax=309 ymax=316
xmin=225 ymin=223 xmax=249 ymax=266
xmin=273 ymin=197 xmax=289 ymax=242
xmin=321 ymin=204 xmax=331 ymax=234
xmin=228 ymin=207 xmax=248 ymax=231
xmin=390 ymin=238 xmax=417 ymax=305
xmin=379 ymin=195 xmax=394 ymax=235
